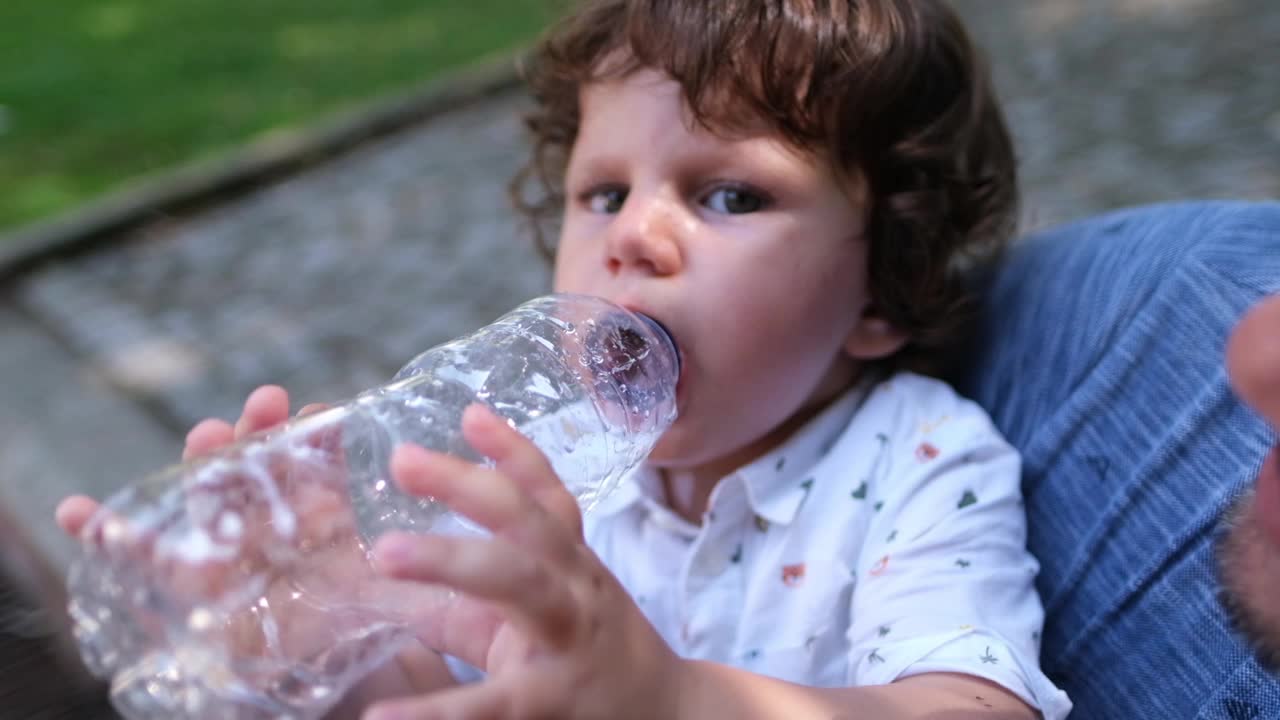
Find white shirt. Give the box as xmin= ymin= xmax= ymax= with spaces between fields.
xmin=585 ymin=371 xmax=1072 ymax=719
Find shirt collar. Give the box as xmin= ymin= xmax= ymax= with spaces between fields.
xmin=591 ymin=374 xmax=879 ymax=525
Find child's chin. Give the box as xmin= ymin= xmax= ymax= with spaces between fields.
xmin=644 ymin=425 xmax=695 ymax=466
xmin=645 ymin=433 xmax=678 ymax=464
xmin=643 ymin=423 xmax=716 ymax=470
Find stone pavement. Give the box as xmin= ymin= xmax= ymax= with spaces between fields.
xmin=0 ymin=0 xmax=1277 ymax=713
xmin=957 ymin=0 xmax=1279 ymax=230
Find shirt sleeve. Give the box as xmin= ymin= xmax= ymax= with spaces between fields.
xmin=845 ymin=378 xmax=1072 ymax=720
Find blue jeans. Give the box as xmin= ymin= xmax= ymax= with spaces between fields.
xmin=954 ymin=201 xmax=1280 ymax=718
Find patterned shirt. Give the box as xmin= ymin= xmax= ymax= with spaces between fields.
xmin=584 ymin=371 xmax=1072 ymax=719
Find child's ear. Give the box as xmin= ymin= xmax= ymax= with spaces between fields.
xmin=843 ymin=305 xmax=909 ymax=360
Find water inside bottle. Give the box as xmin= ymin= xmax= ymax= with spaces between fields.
xmin=67 ymin=294 xmax=681 ymax=719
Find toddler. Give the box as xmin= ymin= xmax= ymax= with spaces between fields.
xmin=59 ymin=1 xmax=1072 ymax=718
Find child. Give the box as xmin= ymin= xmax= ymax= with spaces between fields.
xmin=59 ymin=0 xmax=1072 ymax=717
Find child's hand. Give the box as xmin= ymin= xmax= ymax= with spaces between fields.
xmin=55 ymin=386 xmax=377 ymax=650
xmin=55 ymin=384 xmax=310 ymax=538
xmin=365 ymin=404 xmax=684 ymax=720
xmin=56 ymin=385 xmax=356 ymax=602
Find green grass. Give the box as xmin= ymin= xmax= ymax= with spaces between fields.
xmin=0 ymin=0 xmax=561 ymax=234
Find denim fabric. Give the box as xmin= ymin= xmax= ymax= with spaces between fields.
xmin=953 ymin=202 xmax=1280 ymax=719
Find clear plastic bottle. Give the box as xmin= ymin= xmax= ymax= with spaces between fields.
xmin=65 ymin=294 xmax=680 ymax=720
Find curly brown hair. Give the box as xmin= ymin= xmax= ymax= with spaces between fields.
xmin=510 ymin=0 xmax=1018 ymax=376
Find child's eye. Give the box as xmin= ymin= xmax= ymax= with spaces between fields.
xmin=584 ymin=186 xmax=628 ymax=214
xmin=703 ymin=185 xmax=769 ymax=214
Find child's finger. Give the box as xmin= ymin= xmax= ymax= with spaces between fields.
xmin=461 ymin=403 xmax=584 ymax=537
xmin=55 ymin=495 xmax=100 ymax=537
xmin=374 ymin=532 xmax=578 ymax=647
xmin=59 ymin=497 xmax=154 ymax=556
xmin=404 ymin=595 xmax=502 ymax=671
xmin=364 ymin=662 xmax=553 ymax=720
xmin=364 ymin=680 xmax=509 ymax=720
xmin=389 ymin=444 xmax=578 ymax=566
xmin=233 ymin=384 xmax=291 ymax=439
xmin=297 ymin=402 xmax=329 ymax=417
xmin=295 ymin=402 xmax=343 ymax=458
xmin=182 ymin=418 xmax=235 ymax=460
xmin=184 ymin=391 xmax=317 ymax=461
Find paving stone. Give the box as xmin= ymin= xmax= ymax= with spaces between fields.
xmin=950 ymin=0 xmax=1279 ymax=230
xmin=0 ymin=303 xmax=178 ymax=575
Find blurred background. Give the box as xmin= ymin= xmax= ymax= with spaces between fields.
xmin=0 ymin=0 xmax=1277 ymax=716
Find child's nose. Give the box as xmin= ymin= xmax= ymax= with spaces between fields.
xmin=604 ymin=192 xmax=683 ymax=277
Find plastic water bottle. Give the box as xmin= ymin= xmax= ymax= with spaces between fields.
xmin=65 ymin=293 xmax=680 ymax=720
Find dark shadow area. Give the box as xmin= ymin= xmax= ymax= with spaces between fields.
xmin=0 ymin=502 xmax=118 ymax=719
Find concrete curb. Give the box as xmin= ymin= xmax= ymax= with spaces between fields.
xmin=0 ymin=49 xmax=527 ymax=280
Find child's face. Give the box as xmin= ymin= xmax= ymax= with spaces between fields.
xmin=553 ymin=69 xmax=902 ymax=479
